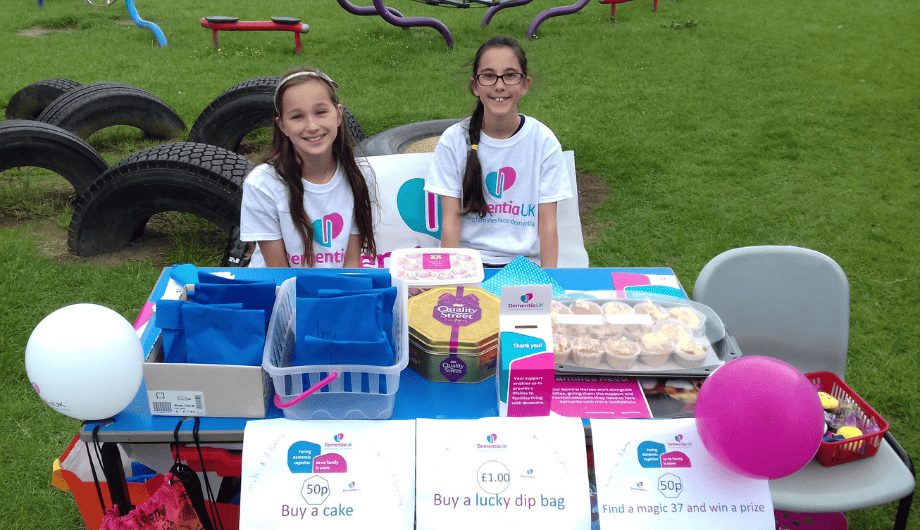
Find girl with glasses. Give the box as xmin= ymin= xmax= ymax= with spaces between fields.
xmin=240 ymin=66 xmax=377 ymax=268
xmin=426 ymin=35 xmax=573 ymax=267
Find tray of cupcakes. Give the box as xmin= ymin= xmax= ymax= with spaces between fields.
xmin=551 ymin=297 xmax=739 ymax=377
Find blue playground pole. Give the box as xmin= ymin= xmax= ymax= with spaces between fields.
xmin=124 ymin=0 xmax=167 ymax=47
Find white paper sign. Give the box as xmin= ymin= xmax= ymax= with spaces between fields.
xmin=591 ymin=418 xmax=774 ymax=530
xmin=363 ymin=151 xmax=588 ymax=268
xmin=239 ymin=419 xmax=415 ymax=530
xmin=416 ymin=417 xmax=591 ymax=530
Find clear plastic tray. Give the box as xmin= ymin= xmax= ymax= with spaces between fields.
xmin=552 ymin=297 xmax=738 ymax=377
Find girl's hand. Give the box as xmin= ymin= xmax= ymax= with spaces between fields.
xmin=439 ymin=196 xmax=462 ymax=248
xmin=258 ymin=240 xmax=290 ymax=268
xmin=344 ymin=234 xmax=364 ymax=268
xmin=538 ymin=202 xmax=559 ymax=268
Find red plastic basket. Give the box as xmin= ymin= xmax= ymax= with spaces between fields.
xmin=807 ymin=371 xmax=889 ymax=467
xmin=774 ymin=510 xmax=848 ymax=529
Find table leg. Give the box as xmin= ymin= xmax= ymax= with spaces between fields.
xmin=100 ymin=442 xmax=135 ymax=516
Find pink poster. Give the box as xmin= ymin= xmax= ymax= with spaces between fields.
xmin=551 ymin=376 xmax=652 ymax=418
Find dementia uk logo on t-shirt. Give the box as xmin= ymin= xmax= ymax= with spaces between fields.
xmin=483 ymin=166 xmax=536 ymax=222
xmin=287 ymin=212 xmax=347 ymax=266
xmin=313 ymin=213 xmax=344 ymax=247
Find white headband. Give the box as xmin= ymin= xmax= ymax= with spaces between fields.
xmin=274 ymin=70 xmax=339 ymax=113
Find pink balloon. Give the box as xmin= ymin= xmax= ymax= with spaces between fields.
xmin=695 ymin=356 xmax=825 ymax=479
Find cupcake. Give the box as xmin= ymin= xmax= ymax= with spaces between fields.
xmin=668 ymin=306 xmax=706 ymax=336
xmin=570 ymin=300 xmax=604 ymax=337
xmin=654 ymin=319 xmax=692 ymax=341
xmin=553 ymin=333 xmax=572 ymax=364
xmin=602 ymin=301 xmax=633 ymax=338
xmin=665 ymin=379 xmax=700 ymax=405
xmin=672 ymin=337 xmax=708 ymax=368
xmin=638 ymin=332 xmax=674 ymax=366
xmin=622 ymin=319 xmax=654 ymax=340
xmin=638 ymin=378 xmax=666 ymax=395
xmin=634 ymin=301 xmax=669 ymax=322
xmin=550 ymin=300 xmax=573 ymax=335
xmin=571 ymin=336 xmax=604 ymax=368
xmin=603 ymin=337 xmax=640 ymax=370
xmin=571 ymin=300 xmax=603 ymax=316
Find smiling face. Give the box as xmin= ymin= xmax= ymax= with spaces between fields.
xmin=275 ymin=79 xmax=343 ymax=163
xmin=471 ymin=45 xmax=530 ymax=123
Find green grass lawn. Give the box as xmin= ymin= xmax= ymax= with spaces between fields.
xmin=1 ymin=0 xmax=918 ymax=528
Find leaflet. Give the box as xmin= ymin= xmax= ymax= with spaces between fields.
xmin=239 ymin=418 xmax=415 ymax=530
xmin=416 ymin=416 xmax=591 ymax=530
xmin=591 ymin=418 xmax=774 ymax=530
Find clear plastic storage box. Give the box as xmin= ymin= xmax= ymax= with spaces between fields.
xmin=262 ymin=276 xmax=409 ymax=420
xmin=388 ymin=247 xmax=484 ymax=297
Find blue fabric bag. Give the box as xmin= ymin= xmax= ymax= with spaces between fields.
xmin=295 ymin=274 xmax=374 ymax=297
xmin=315 ymin=287 xmax=398 ymax=347
xmin=296 ymin=336 xmax=394 ymax=368
xmin=187 ymin=281 xmax=276 ymax=328
xmin=156 ymin=300 xmax=264 ymax=366
xmin=292 ymin=293 xmax=392 ymax=367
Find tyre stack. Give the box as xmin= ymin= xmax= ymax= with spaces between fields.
xmin=2 ymin=76 xmax=367 ymax=267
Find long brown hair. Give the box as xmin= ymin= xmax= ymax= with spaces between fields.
xmin=462 ymin=36 xmax=529 ymax=218
xmin=262 ymin=66 xmax=376 ymax=266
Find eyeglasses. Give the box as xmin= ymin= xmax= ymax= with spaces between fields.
xmin=474 ymin=72 xmax=526 ymax=86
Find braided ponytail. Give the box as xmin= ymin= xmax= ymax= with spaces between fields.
xmin=461 ymin=101 xmax=488 ymax=218
xmin=461 ymin=35 xmax=528 ymax=219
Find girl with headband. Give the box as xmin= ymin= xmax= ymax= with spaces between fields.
xmin=241 ymin=67 xmax=377 ymax=268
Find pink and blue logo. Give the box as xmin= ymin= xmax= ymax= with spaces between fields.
xmin=675 ymin=434 xmax=683 ymax=442
xmin=312 ymin=213 xmax=344 ymax=248
xmin=526 ymin=469 xmax=533 ymax=475
xmin=637 ymin=482 xmax=643 ymax=488
xmin=520 ymin=293 xmax=533 ymax=303
xmin=486 ymin=434 xmax=498 ymax=443
xmin=348 ymin=482 xmax=355 ymax=488
xmin=485 ymin=167 xmax=516 ymax=199
xmin=396 ymin=178 xmax=441 ymax=238
xmin=334 ymin=433 xmax=345 ymax=442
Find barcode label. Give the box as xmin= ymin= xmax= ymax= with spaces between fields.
xmin=148 ymin=390 xmax=206 ymax=416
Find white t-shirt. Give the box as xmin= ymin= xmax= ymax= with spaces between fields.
xmin=241 ymin=162 xmax=366 ymax=268
xmin=425 ymin=115 xmax=573 ymax=265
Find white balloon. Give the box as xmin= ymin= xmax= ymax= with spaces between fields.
xmin=26 ymin=303 xmax=144 ymax=421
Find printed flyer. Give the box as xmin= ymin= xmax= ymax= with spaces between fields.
xmin=239 ymin=419 xmax=415 ymax=530
xmin=591 ymin=418 xmax=774 ymax=530
xmin=551 ymin=375 xmax=652 ymax=418
xmin=416 ymin=416 xmax=591 ymax=530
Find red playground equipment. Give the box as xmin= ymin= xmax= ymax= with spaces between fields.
xmin=200 ymin=16 xmax=310 ymax=54
xmin=599 ymin=0 xmax=658 ymax=20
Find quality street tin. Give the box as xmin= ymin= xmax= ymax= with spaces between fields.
xmin=407 ymin=286 xmax=499 ymax=383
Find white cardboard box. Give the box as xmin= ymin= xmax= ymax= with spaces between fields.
xmin=143 ymin=281 xmax=270 ymax=418
xmin=144 ymin=332 xmax=271 ymax=418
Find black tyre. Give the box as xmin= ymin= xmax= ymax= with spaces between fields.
xmin=356 ymin=118 xmax=461 ymax=156
xmin=37 ymin=82 xmax=185 ymax=141
xmin=5 ymin=78 xmax=82 ymax=120
xmin=188 ymin=76 xmax=366 ymax=153
xmin=0 ymin=120 xmax=108 ymax=198
xmin=69 ymin=142 xmax=252 ymax=266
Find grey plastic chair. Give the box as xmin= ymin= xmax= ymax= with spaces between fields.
xmin=693 ymin=245 xmax=915 ymax=529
